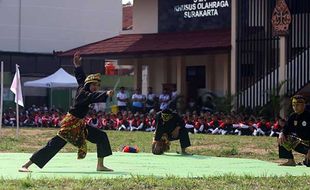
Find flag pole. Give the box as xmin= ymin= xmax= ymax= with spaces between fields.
xmin=15 ymin=64 xmax=20 ymax=139
xmin=10 ymin=64 xmax=23 ymax=139
xmin=0 ymin=61 xmax=3 ymax=136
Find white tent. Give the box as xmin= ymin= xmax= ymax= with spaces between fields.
xmin=24 ymin=68 xmax=78 ymax=109
xmin=24 ymin=68 xmax=78 ymax=88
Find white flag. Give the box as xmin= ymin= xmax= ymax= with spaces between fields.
xmin=10 ymin=64 xmax=24 ymax=107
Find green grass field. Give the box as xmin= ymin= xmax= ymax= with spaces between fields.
xmin=0 ymin=128 xmax=309 ymax=190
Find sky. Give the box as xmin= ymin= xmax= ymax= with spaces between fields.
xmin=122 ymin=0 xmax=133 ymax=4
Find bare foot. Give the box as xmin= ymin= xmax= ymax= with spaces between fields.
xmin=279 ymin=161 xmax=296 ymax=166
xmin=97 ymin=166 xmax=113 ymax=172
xmin=18 ymin=167 xmax=32 ymax=172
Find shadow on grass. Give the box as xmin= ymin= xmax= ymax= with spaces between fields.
xmin=162 ymin=153 xmax=213 ymax=159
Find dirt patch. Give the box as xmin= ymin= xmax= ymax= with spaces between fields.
xmin=239 ymin=147 xmax=269 ymax=155
xmin=191 ymin=145 xmax=222 ymax=150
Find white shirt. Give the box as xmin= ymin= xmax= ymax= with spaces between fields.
xmin=117 ymin=91 xmax=128 ymax=106
xmin=159 ymin=94 xmax=170 ymax=110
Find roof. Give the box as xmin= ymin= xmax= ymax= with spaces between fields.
xmin=59 ymin=29 xmax=231 ymax=58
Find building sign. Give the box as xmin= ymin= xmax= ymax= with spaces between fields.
xmin=158 ymin=0 xmax=231 ymax=32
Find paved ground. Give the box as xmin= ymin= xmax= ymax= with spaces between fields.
xmin=1 ymin=152 xmax=310 ymax=179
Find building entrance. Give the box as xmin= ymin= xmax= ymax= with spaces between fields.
xmin=186 ymin=66 xmax=206 ymax=99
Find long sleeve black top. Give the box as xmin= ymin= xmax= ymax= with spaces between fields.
xmin=69 ymin=67 xmax=108 ymax=119
xmin=154 ymin=111 xmax=185 ymax=141
xmin=282 ymin=110 xmax=310 ymax=141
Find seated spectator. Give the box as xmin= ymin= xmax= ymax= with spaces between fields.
xmin=145 ymin=114 xmax=156 ymax=132
xmin=253 ymin=117 xmax=272 ymax=136
xmin=129 ymin=113 xmax=143 ymax=131
xmin=270 ymin=118 xmax=285 ymax=137
xmin=207 ymin=114 xmax=223 ymax=134
xmin=88 ymin=113 xmax=102 ymax=129
xmin=2 ymin=113 xmax=10 ymax=126
xmin=194 ymin=116 xmax=207 ymax=134
xmin=219 ymin=116 xmax=234 ymax=135
xmin=41 ymin=112 xmax=51 ymax=128
xmin=51 ymin=111 xmax=61 ymax=128
xmin=23 ymin=114 xmax=35 ymax=127
xmin=102 ymin=113 xmax=115 ymax=130
xmin=184 ymin=114 xmax=195 ymax=134
xmin=8 ymin=111 xmax=16 ymax=127
xmin=117 ymin=114 xmax=130 ymax=131
xmin=34 ymin=112 xmax=43 ymax=127
xmin=237 ymin=117 xmax=255 ymax=136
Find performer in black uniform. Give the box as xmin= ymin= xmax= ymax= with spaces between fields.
xmin=152 ymin=108 xmax=191 ymax=155
xmin=19 ymin=52 xmax=114 ymax=172
xmin=278 ymin=95 xmax=310 ymax=167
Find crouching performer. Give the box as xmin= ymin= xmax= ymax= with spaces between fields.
xmin=19 ymin=52 xmax=114 ymax=172
xmin=152 ymin=109 xmax=192 ymax=155
xmin=278 ymin=95 xmax=310 ymax=167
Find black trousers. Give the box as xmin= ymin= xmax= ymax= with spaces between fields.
xmin=30 ymin=126 xmax=112 ymax=168
xmin=279 ymin=143 xmax=309 ymax=159
xmin=168 ymin=127 xmax=191 ymax=149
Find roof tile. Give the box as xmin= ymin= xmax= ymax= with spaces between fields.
xmin=60 ymin=29 xmax=231 ymax=57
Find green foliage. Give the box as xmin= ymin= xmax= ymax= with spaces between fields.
xmin=220 ymin=145 xmax=239 ymax=156
xmin=260 ymin=80 xmax=288 ymax=119
xmin=213 ymin=92 xmax=235 ymax=114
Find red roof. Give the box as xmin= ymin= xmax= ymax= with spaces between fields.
xmin=60 ymin=29 xmax=231 ymax=58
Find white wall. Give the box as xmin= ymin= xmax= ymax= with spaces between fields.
xmin=131 ymin=0 xmax=158 ymax=34
xmin=0 ymin=0 xmax=122 ymax=53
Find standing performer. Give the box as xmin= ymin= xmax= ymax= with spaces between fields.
xmin=152 ymin=108 xmax=192 ymax=155
xmin=19 ymin=52 xmax=114 ymax=172
xmin=278 ymin=95 xmax=310 ymax=167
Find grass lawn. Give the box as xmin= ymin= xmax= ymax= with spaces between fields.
xmin=0 ymin=127 xmax=309 ymax=190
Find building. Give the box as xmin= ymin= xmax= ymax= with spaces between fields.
xmin=60 ymin=0 xmax=310 ymax=113
xmin=0 ymin=0 xmax=122 ymax=109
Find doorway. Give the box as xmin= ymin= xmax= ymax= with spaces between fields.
xmin=186 ymin=66 xmax=206 ymax=98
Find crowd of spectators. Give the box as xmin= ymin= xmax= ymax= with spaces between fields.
xmin=3 ymin=86 xmax=297 ymax=138
xmin=2 ymin=105 xmax=64 ymax=128
xmin=2 ymin=103 xmax=285 ymax=138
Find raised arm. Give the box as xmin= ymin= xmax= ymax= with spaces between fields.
xmin=73 ymin=52 xmax=86 ymax=85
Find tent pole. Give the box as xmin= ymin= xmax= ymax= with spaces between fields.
xmin=68 ymin=88 xmax=71 ymax=110
xmin=0 ymin=61 xmax=3 ymax=136
xmin=50 ymin=88 xmax=52 ymax=109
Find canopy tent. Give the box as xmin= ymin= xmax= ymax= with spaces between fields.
xmin=24 ymin=68 xmax=78 ymax=109
xmin=24 ymin=68 xmax=78 ymax=88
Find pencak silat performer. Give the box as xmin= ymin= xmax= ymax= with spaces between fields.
xmin=19 ymin=52 xmax=114 ymax=172
xmin=278 ymin=95 xmax=310 ymax=167
xmin=152 ymin=108 xmax=192 ymax=155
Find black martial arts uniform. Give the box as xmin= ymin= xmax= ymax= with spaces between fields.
xmin=29 ymin=66 xmax=112 ymax=168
